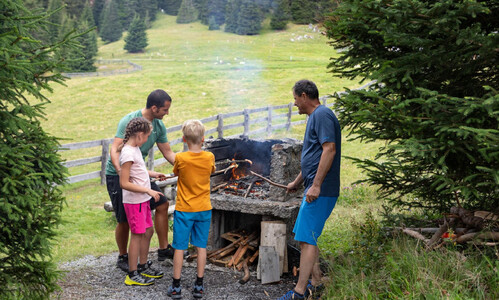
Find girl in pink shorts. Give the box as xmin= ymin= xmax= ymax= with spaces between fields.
xmin=118 ymin=117 xmax=167 ymax=286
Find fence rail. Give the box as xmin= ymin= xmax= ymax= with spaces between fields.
xmin=59 ymin=100 xmax=328 ymax=184
xmin=62 ymin=59 xmax=142 ymax=78
xmin=59 ymin=81 xmax=375 ymax=185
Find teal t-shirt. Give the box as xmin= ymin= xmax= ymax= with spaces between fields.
xmin=105 ymin=110 xmax=168 ymax=176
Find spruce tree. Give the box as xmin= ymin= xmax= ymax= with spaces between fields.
xmin=47 ymin=0 xmax=65 ymax=43
xmin=270 ymin=0 xmax=289 ymax=30
xmin=325 ymin=0 xmax=499 ymax=211
xmin=235 ymin=0 xmax=262 ymax=35
xmin=206 ymin=0 xmax=227 ymax=27
xmin=81 ymin=0 xmax=96 ymax=27
xmin=290 ymin=0 xmax=316 ymax=24
xmin=99 ymin=0 xmax=123 ymax=43
xmin=1 ymin=0 xmax=78 ymax=297
xmin=160 ymin=0 xmax=182 ymax=15
xmin=176 ymin=0 xmax=198 ymax=23
xmin=124 ymin=15 xmax=148 ymax=53
xmin=224 ymin=0 xmax=239 ymax=33
xmin=92 ymin=0 xmax=106 ymax=28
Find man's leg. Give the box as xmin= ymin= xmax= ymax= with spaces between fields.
xmin=154 ymin=201 xmax=169 ymax=249
xmin=294 ymin=242 xmax=319 ymax=295
xmin=116 ymin=222 xmax=130 ymax=255
xmin=150 ymin=181 xmax=170 ymax=250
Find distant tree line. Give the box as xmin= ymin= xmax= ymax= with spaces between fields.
xmin=24 ymin=0 xmax=338 ymax=71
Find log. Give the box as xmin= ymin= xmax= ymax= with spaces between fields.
xmin=450 ymin=206 xmax=485 ymax=229
xmin=427 ymin=222 xmax=448 ymax=249
xmin=402 ymin=228 xmax=430 ymax=243
xmin=455 ymin=231 xmax=499 ymax=244
xmin=384 ymin=227 xmax=468 ymax=234
xmin=207 ymin=235 xmax=245 ymax=259
xmin=229 ymin=244 xmax=249 ymax=267
xmin=238 ymin=259 xmax=251 ymax=284
xmin=249 ymin=249 xmax=259 ymax=264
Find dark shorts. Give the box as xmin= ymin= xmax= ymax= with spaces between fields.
xmin=106 ymin=175 xmax=168 ymax=223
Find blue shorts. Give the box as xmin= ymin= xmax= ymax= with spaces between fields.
xmin=172 ymin=210 xmax=212 ymax=250
xmin=293 ymin=196 xmax=337 ymax=246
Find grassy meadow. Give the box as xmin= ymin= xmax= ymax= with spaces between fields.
xmin=46 ymin=14 xmax=498 ymax=299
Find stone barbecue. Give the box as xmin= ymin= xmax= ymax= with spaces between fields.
xmin=204 ymin=137 xmax=303 ymax=250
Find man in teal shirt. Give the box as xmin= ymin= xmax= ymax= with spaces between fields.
xmin=106 ymin=89 xmax=176 ymax=272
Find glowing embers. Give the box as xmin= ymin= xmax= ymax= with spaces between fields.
xmin=211 ymin=158 xmax=269 ymax=199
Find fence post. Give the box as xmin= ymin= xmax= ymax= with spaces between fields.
xmin=147 ymin=148 xmax=155 ymax=170
xmin=267 ymin=106 xmax=272 ymax=135
xmin=286 ymin=103 xmax=292 ymax=131
xmin=217 ymin=114 xmax=224 ymax=139
xmin=101 ymin=139 xmax=110 ymax=185
xmin=243 ymin=109 xmax=249 ymax=136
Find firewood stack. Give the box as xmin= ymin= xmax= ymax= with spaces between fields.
xmin=208 ymin=230 xmax=260 ymax=270
xmin=396 ymin=206 xmax=499 ymax=249
xmin=188 ymin=229 xmax=260 ymax=272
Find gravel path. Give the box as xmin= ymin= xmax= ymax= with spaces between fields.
xmin=55 ymin=250 xmax=295 ymax=300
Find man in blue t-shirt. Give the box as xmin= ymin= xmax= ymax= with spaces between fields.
xmin=106 ymin=89 xmax=177 ymax=273
xmin=279 ymin=80 xmax=341 ymax=300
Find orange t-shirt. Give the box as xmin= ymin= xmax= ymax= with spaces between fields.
xmin=173 ymin=151 xmax=215 ymax=212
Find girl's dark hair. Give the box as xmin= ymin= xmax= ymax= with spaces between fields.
xmin=117 ymin=117 xmax=152 ymax=152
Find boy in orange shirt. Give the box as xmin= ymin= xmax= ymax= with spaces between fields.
xmin=167 ymin=120 xmax=215 ymax=299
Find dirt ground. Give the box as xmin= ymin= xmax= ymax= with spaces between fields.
xmin=55 ymin=250 xmax=296 ymax=300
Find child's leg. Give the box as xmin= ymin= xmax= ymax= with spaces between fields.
xmin=139 ymin=226 xmax=154 ymax=265
xmin=128 ymin=232 xmax=141 ymax=272
xmin=173 ymin=249 xmax=184 ymax=279
xmin=195 ymin=247 xmax=207 ymax=278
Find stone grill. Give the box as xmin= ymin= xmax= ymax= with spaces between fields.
xmin=204 ymin=137 xmax=303 ymax=250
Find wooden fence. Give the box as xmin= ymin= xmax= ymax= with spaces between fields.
xmin=62 ymin=59 xmax=142 ymax=78
xmin=59 ymin=81 xmax=374 ymax=185
xmin=59 ymin=99 xmax=331 ymax=185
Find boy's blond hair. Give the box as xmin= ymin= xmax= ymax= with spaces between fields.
xmin=182 ymin=119 xmax=205 ymax=144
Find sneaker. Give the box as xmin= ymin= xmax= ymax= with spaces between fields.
xmin=124 ymin=270 xmax=155 ymax=286
xmin=167 ymin=285 xmax=182 ymax=299
xmin=277 ymin=289 xmax=305 ymax=300
xmin=158 ymin=245 xmax=190 ymax=261
xmin=306 ymin=281 xmax=325 ymax=299
xmin=138 ymin=261 xmax=164 ymax=278
xmin=117 ymin=254 xmax=129 ymax=272
xmin=158 ymin=245 xmax=175 ymax=261
xmin=192 ymin=282 xmax=204 ymax=298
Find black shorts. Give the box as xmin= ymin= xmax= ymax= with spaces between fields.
xmin=106 ymin=175 xmax=168 ymax=223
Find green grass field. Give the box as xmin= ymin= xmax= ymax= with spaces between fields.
xmin=46 ymin=14 xmax=498 ymax=299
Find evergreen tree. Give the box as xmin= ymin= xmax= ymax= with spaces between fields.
xmin=290 ymin=0 xmax=316 ymax=24
xmin=47 ymin=0 xmax=65 ymax=43
xmin=270 ymin=0 xmax=289 ymax=30
xmin=81 ymin=0 xmax=96 ymax=27
xmin=65 ymin=0 xmax=86 ymax=18
xmin=325 ymin=0 xmax=499 ymax=211
xmin=206 ymin=0 xmax=227 ymax=27
xmin=235 ymin=0 xmax=262 ymax=35
xmin=73 ymin=20 xmax=98 ymax=71
xmin=160 ymin=0 xmax=182 ymax=15
xmin=1 ymin=1 xmax=78 ymax=297
xmin=208 ymin=15 xmax=219 ymax=30
xmin=99 ymin=0 xmax=123 ymax=43
xmin=176 ymin=0 xmax=198 ymax=23
xmin=124 ymin=15 xmax=148 ymax=53
xmin=92 ymin=0 xmax=106 ymax=28
xmin=224 ymin=0 xmax=239 ymax=33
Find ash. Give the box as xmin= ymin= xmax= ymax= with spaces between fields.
xmin=55 ymin=250 xmax=295 ymax=300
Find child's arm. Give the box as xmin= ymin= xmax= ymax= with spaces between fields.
xmin=120 ymin=161 xmax=164 ymax=201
